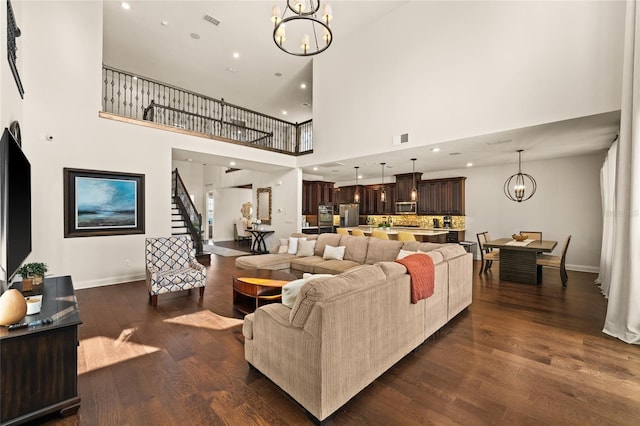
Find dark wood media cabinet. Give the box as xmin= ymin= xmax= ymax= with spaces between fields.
xmin=0 ymin=276 xmax=82 ymax=425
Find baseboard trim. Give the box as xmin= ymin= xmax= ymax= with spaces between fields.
xmin=72 ymin=273 xmax=146 ymax=289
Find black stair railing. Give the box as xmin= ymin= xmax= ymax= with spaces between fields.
xmin=172 ymin=168 xmax=203 ymax=255
xmin=102 ymin=64 xmax=313 ymax=155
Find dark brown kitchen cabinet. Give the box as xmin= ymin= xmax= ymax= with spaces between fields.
xmin=417 ymin=177 xmax=465 ymax=215
xmin=336 ymin=185 xmax=361 ymax=205
xmin=302 ymin=180 xmax=335 ymax=215
xmin=395 ymin=173 xmax=422 ymax=202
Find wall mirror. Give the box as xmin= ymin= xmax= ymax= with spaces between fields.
xmin=257 ymin=187 xmax=272 ymax=225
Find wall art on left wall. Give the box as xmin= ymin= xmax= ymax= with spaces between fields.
xmin=63 ymin=168 xmax=145 ymax=238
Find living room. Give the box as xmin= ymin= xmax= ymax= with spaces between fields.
xmin=1 ymin=0 xmax=638 ymax=424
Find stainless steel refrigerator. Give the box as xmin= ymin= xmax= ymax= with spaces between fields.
xmin=339 ymin=203 xmax=359 ymax=227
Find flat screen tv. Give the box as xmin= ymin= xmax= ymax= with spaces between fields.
xmin=0 ymin=127 xmax=31 ymax=287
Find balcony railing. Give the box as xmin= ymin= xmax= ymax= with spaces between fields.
xmin=101 ymin=65 xmax=313 ymax=155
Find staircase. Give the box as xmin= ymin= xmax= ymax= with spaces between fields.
xmin=171 ymin=203 xmax=189 ymax=236
xmin=171 ymin=168 xmax=204 ymax=257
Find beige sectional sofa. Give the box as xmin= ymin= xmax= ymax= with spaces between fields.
xmin=240 ymin=233 xmax=472 ymax=422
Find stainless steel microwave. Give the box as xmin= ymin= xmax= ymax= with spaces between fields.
xmin=395 ymin=201 xmax=417 ymax=214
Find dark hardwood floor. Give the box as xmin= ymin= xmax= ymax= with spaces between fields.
xmin=36 ymin=245 xmax=639 ymax=425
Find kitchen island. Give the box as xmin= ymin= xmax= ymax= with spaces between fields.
xmin=338 ymin=226 xmax=460 ymax=243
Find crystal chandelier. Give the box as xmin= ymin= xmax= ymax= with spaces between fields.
xmin=271 ymin=1 xmax=333 ymax=56
xmin=504 ymin=150 xmax=537 ymax=202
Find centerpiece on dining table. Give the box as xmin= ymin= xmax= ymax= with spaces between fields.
xmin=511 ymin=233 xmax=528 ymax=241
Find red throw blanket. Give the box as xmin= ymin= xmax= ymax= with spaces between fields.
xmin=395 ymin=253 xmax=435 ymax=304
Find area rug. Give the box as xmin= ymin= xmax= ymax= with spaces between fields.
xmin=204 ymin=244 xmax=250 ymax=257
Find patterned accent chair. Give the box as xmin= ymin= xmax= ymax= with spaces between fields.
xmin=145 ymin=236 xmax=207 ymax=307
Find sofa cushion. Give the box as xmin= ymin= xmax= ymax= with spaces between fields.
xmin=282 ymin=274 xmax=334 ymax=308
xmin=289 ymin=264 xmax=386 ymax=327
xmin=418 ymin=250 xmax=444 ymax=265
xmin=297 ymin=239 xmax=317 ymax=257
xmin=287 ymin=236 xmax=306 ymax=254
xmin=365 ymin=238 xmax=404 ymax=264
xmin=435 ymin=244 xmax=467 ymax=260
xmin=396 ymin=249 xmax=416 ymax=260
xmin=235 ymin=253 xmax=295 ymax=270
xmin=376 ymin=261 xmax=409 ymax=279
xmin=312 ymin=259 xmax=361 ymax=275
xmin=290 ymin=256 xmax=326 ymax=273
xmin=314 ymin=233 xmax=343 ymax=256
xmin=282 ymin=279 xmax=306 ymax=308
xmin=340 ymin=234 xmax=369 ymax=264
xmin=323 ymin=245 xmax=346 ymax=260
xmin=402 ymin=241 xmax=443 ymax=252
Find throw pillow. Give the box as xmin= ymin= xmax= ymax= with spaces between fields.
xmin=296 ymin=239 xmax=317 ymax=257
xmin=303 ymin=273 xmax=334 ymax=281
xmin=287 ymin=237 xmax=306 ymax=255
xmin=396 ymin=249 xmax=417 ymax=260
xmin=282 ymin=279 xmax=306 ymax=308
xmin=323 ymin=245 xmax=346 ymax=260
xmin=277 ymin=238 xmax=289 ymax=254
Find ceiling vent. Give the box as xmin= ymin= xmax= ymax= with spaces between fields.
xmin=392 ymin=133 xmax=409 ymax=146
xmin=203 ymin=14 xmax=221 ymax=26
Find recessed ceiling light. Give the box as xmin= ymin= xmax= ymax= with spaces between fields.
xmin=300 ymin=83 xmax=307 ymax=89
xmin=226 ymin=67 xmax=238 ymax=73
xmin=186 ymin=158 xmax=193 ymax=162
xmin=230 ymin=161 xmax=236 ymax=166
xmin=274 ymin=72 xmax=283 ymax=77
xmin=312 ymin=167 xmax=318 ymax=171
xmin=233 ymin=52 xmax=240 ymax=59
xmin=466 ymin=162 xmax=473 ymax=167
xmin=190 ymin=33 xmax=200 ymax=40
xmin=121 ymin=2 xmax=130 ymax=10
xmin=282 ymin=110 xmax=288 ymax=115
xmin=358 ymin=175 xmax=363 ymax=179
xmin=161 ymin=20 xmax=169 ymax=26
xmin=431 ymin=147 xmax=440 ymax=152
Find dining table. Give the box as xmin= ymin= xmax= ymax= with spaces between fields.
xmin=484 ymin=238 xmax=558 ymax=285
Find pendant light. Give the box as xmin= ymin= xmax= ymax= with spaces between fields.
xmin=410 ymin=158 xmax=418 ymax=202
xmin=380 ymin=162 xmax=386 ymax=202
xmin=504 ymin=150 xmax=537 ymax=202
xmin=354 ymin=166 xmax=360 ymax=203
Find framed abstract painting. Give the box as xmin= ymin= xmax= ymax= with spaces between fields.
xmin=63 ymin=168 xmax=145 ymax=237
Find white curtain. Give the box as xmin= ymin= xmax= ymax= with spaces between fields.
xmin=596 ymin=138 xmax=618 ymax=297
xmin=603 ymin=0 xmax=640 ymax=344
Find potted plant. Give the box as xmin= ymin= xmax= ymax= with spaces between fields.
xmin=17 ymin=262 xmax=48 ymax=287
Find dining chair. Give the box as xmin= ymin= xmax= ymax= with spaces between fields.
xmin=537 ymin=235 xmax=571 ymax=287
xmin=476 ymin=231 xmax=500 ymax=275
xmin=397 ymin=231 xmax=416 ymax=242
xmin=521 ymin=231 xmax=542 ymax=241
xmin=336 ymin=228 xmax=350 ymax=235
xmin=351 ymin=229 xmax=365 ymax=237
xmin=235 ymin=219 xmax=252 ymax=245
xmin=371 ymin=229 xmax=390 ymax=240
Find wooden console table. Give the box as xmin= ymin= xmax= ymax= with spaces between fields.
xmin=0 ymin=276 xmax=82 ymax=425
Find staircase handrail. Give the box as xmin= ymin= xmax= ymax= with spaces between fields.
xmin=172 ymin=169 xmax=203 ymax=255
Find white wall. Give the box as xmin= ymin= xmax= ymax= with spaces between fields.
xmin=306 ymin=0 xmax=625 ymax=167
xmin=423 ymin=153 xmax=605 ymax=271
xmin=211 ymin=187 xmax=251 ymax=242
xmin=19 ymin=1 xmax=298 ymax=289
xmin=172 ymin=159 xmax=205 ymax=214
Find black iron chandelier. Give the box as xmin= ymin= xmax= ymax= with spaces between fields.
xmin=504 ymin=150 xmax=537 ymax=202
xmin=271 ymin=1 xmax=333 ymax=56
xmin=410 ymin=158 xmax=418 ymax=201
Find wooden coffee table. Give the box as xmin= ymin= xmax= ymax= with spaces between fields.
xmin=232 ymin=269 xmax=297 ymax=314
